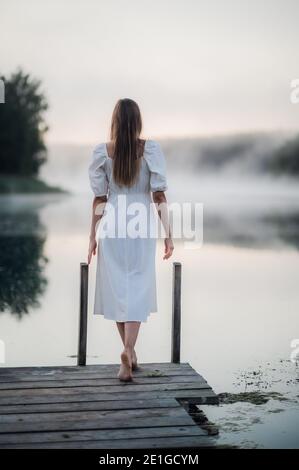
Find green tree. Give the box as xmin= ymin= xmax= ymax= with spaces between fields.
xmin=0 ymin=68 xmax=49 ymax=176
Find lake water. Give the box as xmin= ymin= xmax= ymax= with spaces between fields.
xmin=0 ymin=140 xmax=298 ymax=448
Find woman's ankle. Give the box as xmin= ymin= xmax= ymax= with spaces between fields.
xmin=123 ymin=346 xmax=134 ymax=355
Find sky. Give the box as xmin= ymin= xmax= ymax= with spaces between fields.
xmin=1 ymin=0 xmax=299 ymax=144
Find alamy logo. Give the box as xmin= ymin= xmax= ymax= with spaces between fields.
xmin=290 ymin=79 xmax=299 ymax=104
xmin=290 ymin=339 xmax=299 ymax=363
xmin=94 ymin=196 xmax=203 ymax=247
xmin=0 ymin=79 xmax=5 ymax=103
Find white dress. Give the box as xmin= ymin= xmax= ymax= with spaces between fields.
xmin=88 ymin=139 xmax=168 ymax=323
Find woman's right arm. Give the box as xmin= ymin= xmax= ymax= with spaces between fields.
xmin=152 ymin=191 xmax=174 ymax=259
xmin=88 ymin=195 xmax=107 ymax=264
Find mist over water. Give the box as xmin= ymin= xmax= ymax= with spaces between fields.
xmin=41 ymin=131 xmax=299 ymax=251
xmin=43 ymin=130 xmax=299 ymax=193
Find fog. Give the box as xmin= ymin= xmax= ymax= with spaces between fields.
xmin=37 ymin=132 xmax=299 ymax=252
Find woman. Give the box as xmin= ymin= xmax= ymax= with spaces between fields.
xmin=88 ymin=98 xmax=174 ymax=382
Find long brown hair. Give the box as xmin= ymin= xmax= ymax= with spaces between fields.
xmin=110 ymin=98 xmax=143 ymax=187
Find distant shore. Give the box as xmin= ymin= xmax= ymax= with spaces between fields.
xmin=0 ymin=175 xmax=68 ymax=194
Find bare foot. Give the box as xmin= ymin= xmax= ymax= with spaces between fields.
xmin=132 ymin=349 xmax=139 ymax=371
xmin=118 ymin=349 xmax=133 ymax=382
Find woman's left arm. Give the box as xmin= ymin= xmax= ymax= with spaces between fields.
xmin=88 ymin=195 xmax=107 ymax=264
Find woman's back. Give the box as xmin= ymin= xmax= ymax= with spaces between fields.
xmin=88 ymin=137 xmax=169 ymax=322
xmin=89 ymin=139 xmax=168 ymax=198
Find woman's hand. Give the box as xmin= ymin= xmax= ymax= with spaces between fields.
xmin=88 ymin=237 xmax=97 ymax=264
xmin=163 ymin=237 xmax=174 ymax=260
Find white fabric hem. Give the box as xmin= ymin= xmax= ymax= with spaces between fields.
xmin=93 ymin=310 xmax=157 ymax=323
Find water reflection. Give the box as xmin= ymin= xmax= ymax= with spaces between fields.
xmin=0 ymin=231 xmax=48 ymax=317
xmin=0 ymin=192 xmax=299 ymax=318
xmin=201 ymin=210 xmax=299 ymax=250
xmin=0 ymin=195 xmax=66 ymax=317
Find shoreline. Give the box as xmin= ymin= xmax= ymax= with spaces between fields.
xmin=0 ymin=175 xmax=68 ymax=194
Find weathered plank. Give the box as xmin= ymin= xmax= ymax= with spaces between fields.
xmin=0 ymin=388 xmax=218 ymax=406
xmin=0 ymin=397 xmax=180 ymax=415
xmin=0 ymin=404 xmax=189 ymax=424
xmin=0 ymin=374 xmax=207 ymax=391
xmin=0 ymin=407 xmax=197 ymax=433
xmin=0 ymin=435 xmax=216 ymax=449
xmin=0 ymin=363 xmax=198 ymax=385
xmin=0 ymin=368 xmax=201 ymax=383
xmin=0 ymin=376 xmax=211 ymax=398
xmin=0 ymin=362 xmax=192 ymax=376
xmin=0 ymin=424 xmax=207 ymax=445
xmin=0 ymin=380 xmax=211 ymax=399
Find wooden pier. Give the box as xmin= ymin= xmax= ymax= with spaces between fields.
xmin=0 ymin=362 xmax=218 ymax=449
xmin=0 ymin=263 xmax=219 ymax=449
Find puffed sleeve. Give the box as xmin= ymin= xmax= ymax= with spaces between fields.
xmin=144 ymin=140 xmax=168 ymax=192
xmin=88 ymin=144 xmax=109 ymax=197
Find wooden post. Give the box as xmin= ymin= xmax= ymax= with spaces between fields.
xmin=78 ymin=262 xmax=89 ymax=366
xmin=171 ymin=262 xmax=181 ymax=363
